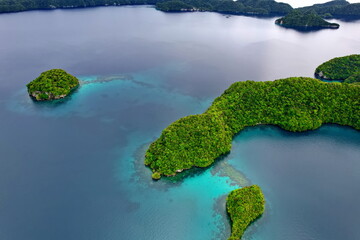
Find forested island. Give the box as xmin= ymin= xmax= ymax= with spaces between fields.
xmin=27 ymin=69 xmax=79 ymax=101
xmin=145 ymin=77 xmax=359 ymax=179
xmin=1 ymin=0 xmax=360 ymax=20
xmin=275 ymin=10 xmax=339 ymax=30
xmin=226 ymin=185 xmax=265 ymax=240
xmin=315 ymin=54 xmax=360 ymax=83
xmin=298 ymin=0 xmax=360 ymax=19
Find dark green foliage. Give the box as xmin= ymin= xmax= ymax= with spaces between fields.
xmin=315 ymin=54 xmax=360 ymax=81
xmin=226 ymin=185 xmax=265 ymax=240
xmin=297 ymin=0 xmax=360 ymax=19
xmin=156 ymin=1 xmax=194 ymax=12
xmin=0 ymin=0 xmax=292 ymax=16
xmin=275 ymin=10 xmax=339 ymax=29
xmin=26 ymin=69 xmax=79 ymax=101
xmin=156 ymin=0 xmax=292 ymax=15
xmin=145 ymin=77 xmax=360 ymax=178
xmin=344 ymin=72 xmax=360 ymax=84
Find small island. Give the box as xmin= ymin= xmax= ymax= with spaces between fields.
xmin=27 ymin=69 xmax=79 ymax=101
xmin=226 ymin=185 xmax=265 ymax=240
xmin=315 ymin=54 xmax=360 ymax=83
xmin=275 ymin=10 xmax=339 ymax=30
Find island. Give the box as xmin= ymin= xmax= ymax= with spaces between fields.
xmin=275 ymin=10 xmax=339 ymax=30
xmin=145 ymin=76 xmax=359 ymax=179
xmin=155 ymin=0 xmax=292 ymax=16
xmin=315 ymin=54 xmax=360 ymax=83
xmin=298 ymin=0 xmax=360 ymax=19
xmin=226 ymin=185 xmax=265 ymax=240
xmin=26 ymin=69 xmax=79 ymax=101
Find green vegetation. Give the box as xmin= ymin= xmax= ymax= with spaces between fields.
xmin=27 ymin=69 xmax=79 ymax=101
xmin=0 ymin=0 xmax=159 ymax=13
xmin=275 ymin=10 xmax=339 ymax=30
xmin=298 ymin=0 xmax=360 ymax=19
xmin=226 ymin=185 xmax=265 ymax=240
xmin=315 ymin=54 xmax=360 ymax=83
xmin=1 ymin=0 xmax=360 ymax=20
xmin=156 ymin=0 xmax=293 ymax=15
xmin=0 ymin=0 xmax=292 ymax=16
xmin=145 ymin=77 xmax=360 ymax=179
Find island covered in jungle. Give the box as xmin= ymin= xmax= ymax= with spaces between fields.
xmin=145 ymin=54 xmax=360 ymax=239
xmin=275 ymin=10 xmax=340 ymax=30
xmin=26 ymin=69 xmax=79 ymax=101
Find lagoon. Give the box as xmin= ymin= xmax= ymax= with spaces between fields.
xmin=0 ymin=6 xmax=360 ymax=240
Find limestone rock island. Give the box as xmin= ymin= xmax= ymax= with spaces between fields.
xmin=275 ymin=10 xmax=340 ymax=30
xmin=27 ymin=69 xmax=79 ymax=101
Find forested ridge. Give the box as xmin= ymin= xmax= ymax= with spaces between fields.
xmin=1 ymin=0 xmax=359 ymax=20
xmin=298 ymin=0 xmax=360 ymax=19
xmin=315 ymin=54 xmax=360 ymax=83
xmin=145 ymin=77 xmax=360 ymax=179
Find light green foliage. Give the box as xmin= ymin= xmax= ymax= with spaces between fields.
xmin=315 ymin=54 xmax=360 ymax=82
xmin=146 ymin=113 xmax=232 ymax=176
xmin=26 ymin=69 xmax=79 ymax=101
xmin=226 ymin=185 xmax=265 ymax=240
xmin=275 ymin=10 xmax=339 ymax=29
xmin=145 ymin=77 xmax=360 ymax=178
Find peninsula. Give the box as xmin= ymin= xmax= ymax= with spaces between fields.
xmin=315 ymin=54 xmax=360 ymax=83
xmin=27 ymin=69 xmax=79 ymax=101
xmin=145 ymin=77 xmax=359 ymax=179
xmin=275 ymin=10 xmax=339 ymax=30
xmin=226 ymin=185 xmax=265 ymax=240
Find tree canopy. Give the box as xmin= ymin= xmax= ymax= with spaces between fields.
xmin=226 ymin=185 xmax=265 ymax=240
xmin=145 ymin=77 xmax=360 ymax=178
xmin=315 ymin=54 xmax=360 ymax=83
xmin=27 ymin=69 xmax=79 ymax=101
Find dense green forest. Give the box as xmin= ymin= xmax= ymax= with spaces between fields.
xmin=0 ymin=0 xmax=293 ymax=15
xmin=145 ymin=77 xmax=360 ymax=178
xmin=315 ymin=54 xmax=360 ymax=83
xmin=156 ymin=0 xmax=292 ymax=15
xmin=275 ymin=10 xmax=339 ymax=29
xmin=226 ymin=185 xmax=265 ymax=240
xmin=298 ymin=0 xmax=360 ymax=19
xmin=1 ymin=0 xmax=359 ymax=19
xmin=27 ymin=69 xmax=79 ymax=101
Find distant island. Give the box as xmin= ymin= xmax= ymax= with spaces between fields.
xmin=1 ymin=0 xmax=360 ymax=20
xmin=315 ymin=54 xmax=360 ymax=83
xmin=298 ymin=0 xmax=360 ymax=19
xmin=226 ymin=185 xmax=265 ymax=240
xmin=275 ymin=10 xmax=339 ymax=30
xmin=27 ymin=69 xmax=79 ymax=101
xmin=155 ymin=0 xmax=292 ymax=16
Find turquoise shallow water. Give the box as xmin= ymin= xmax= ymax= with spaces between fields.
xmin=0 ymin=6 xmax=360 ymax=240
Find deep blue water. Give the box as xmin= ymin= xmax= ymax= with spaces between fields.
xmin=0 ymin=6 xmax=359 ymax=240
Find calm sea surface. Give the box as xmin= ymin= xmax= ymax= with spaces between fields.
xmin=0 ymin=6 xmax=359 ymax=240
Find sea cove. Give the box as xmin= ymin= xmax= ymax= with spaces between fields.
xmin=0 ymin=6 xmax=360 ymax=240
